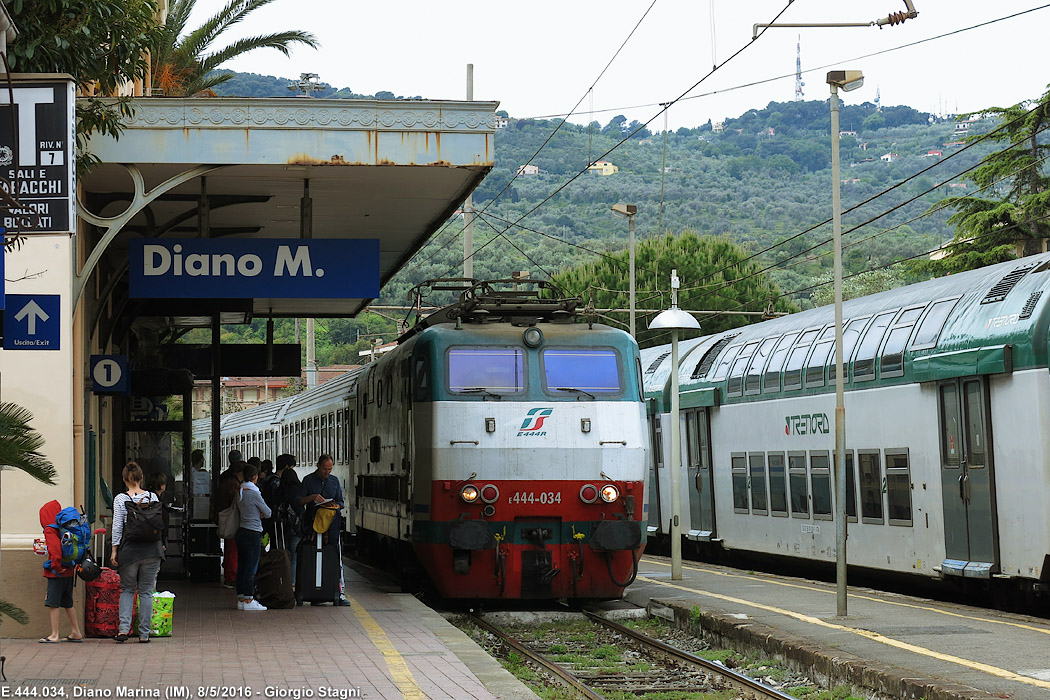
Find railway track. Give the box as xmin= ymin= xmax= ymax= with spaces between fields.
xmin=471 ymin=611 xmax=800 ymax=700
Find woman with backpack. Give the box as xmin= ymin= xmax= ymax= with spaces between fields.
xmin=111 ymin=462 xmax=163 ymax=642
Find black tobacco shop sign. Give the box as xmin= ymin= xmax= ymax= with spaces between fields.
xmin=0 ymin=76 xmax=76 ymax=234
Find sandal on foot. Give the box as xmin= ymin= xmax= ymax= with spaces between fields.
xmin=114 ymin=632 xmax=128 ymax=643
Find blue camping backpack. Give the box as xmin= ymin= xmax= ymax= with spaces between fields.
xmin=43 ymin=506 xmax=91 ymax=573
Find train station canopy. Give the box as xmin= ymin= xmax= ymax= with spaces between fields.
xmin=79 ymin=97 xmax=499 ymax=319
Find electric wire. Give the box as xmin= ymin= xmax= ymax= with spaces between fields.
xmin=443 ymin=2 xmax=798 ymax=278
xmin=474 ymin=210 xmax=629 ymax=268
xmin=519 ymin=4 xmax=1050 ymax=122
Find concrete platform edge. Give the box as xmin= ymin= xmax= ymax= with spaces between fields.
xmin=392 ymin=595 xmax=539 ymax=700
xmin=648 ymin=598 xmax=1003 ymax=700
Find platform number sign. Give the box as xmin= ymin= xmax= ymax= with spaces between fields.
xmin=91 ymin=355 xmax=128 ymax=395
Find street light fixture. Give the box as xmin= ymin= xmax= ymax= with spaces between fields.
xmin=649 ymin=269 xmax=700 ymax=581
xmin=828 ymin=68 xmax=863 ymax=617
xmin=611 ymin=204 xmax=637 ymax=338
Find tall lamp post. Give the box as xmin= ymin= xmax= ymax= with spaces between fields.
xmin=611 ymin=204 xmax=637 ymax=338
xmin=828 ymin=69 xmax=864 ymax=617
xmin=649 ymin=269 xmax=700 ymax=580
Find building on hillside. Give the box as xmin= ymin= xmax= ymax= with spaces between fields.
xmin=839 ymin=130 xmax=857 ymax=138
xmin=494 ymin=115 xmax=509 ymax=129
xmin=517 ymin=164 xmax=540 ymax=176
xmin=880 ymin=152 xmax=899 ymax=163
xmin=712 ymin=121 xmax=725 ymax=133
xmin=922 ymin=149 xmax=943 ymax=158
xmin=588 ymin=160 xmax=619 ymax=176
xmin=759 ymin=127 xmax=775 ymax=137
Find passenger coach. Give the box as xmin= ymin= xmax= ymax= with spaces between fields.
xmin=644 ymin=254 xmax=1050 ymax=599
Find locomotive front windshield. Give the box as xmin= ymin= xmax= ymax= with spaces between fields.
xmin=542 ymin=348 xmax=622 ymax=394
xmin=448 ymin=348 xmax=525 ymax=393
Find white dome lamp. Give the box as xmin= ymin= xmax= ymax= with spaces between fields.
xmin=647 ymin=269 xmax=699 ymax=581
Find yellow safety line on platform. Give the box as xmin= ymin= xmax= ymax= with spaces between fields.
xmin=642 ymin=557 xmax=1050 ymax=637
xmin=346 ymin=595 xmax=426 ymax=700
xmin=635 ymin=575 xmax=1050 ymax=690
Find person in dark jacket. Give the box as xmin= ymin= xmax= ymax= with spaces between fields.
xmin=39 ymin=500 xmax=83 ymax=643
xmin=215 ymin=461 xmax=244 ymax=587
xmin=273 ymin=454 xmax=304 ymax=578
xmin=297 ymin=454 xmax=350 ymax=606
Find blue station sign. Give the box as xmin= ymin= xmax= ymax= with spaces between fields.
xmin=129 ymin=238 xmax=381 ymax=299
xmin=3 ymin=293 xmax=60 ymax=350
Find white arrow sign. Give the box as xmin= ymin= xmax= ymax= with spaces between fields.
xmin=14 ymin=299 xmax=49 ymax=334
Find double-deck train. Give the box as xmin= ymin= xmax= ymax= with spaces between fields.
xmin=194 ymin=280 xmax=648 ymax=599
xmin=643 ymin=254 xmax=1050 ymax=600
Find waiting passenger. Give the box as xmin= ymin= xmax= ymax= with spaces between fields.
xmin=145 ymin=472 xmax=170 ymax=552
xmin=111 ymin=462 xmax=163 ymax=642
xmin=236 ymin=462 xmax=271 ymax=611
xmin=297 ymin=455 xmax=350 ymax=606
xmin=215 ymin=462 xmax=244 ymax=588
xmin=273 ymin=454 xmax=304 ymax=578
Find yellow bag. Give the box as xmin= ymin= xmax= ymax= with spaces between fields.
xmin=312 ymin=507 xmax=335 ymax=534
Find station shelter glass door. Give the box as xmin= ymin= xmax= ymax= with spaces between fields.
xmin=938 ymin=378 xmax=1000 ymax=577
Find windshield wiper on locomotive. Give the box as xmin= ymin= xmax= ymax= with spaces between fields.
xmin=554 ymin=387 xmax=595 ymax=400
xmin=460 ymin=387 xmax=503 ymax=399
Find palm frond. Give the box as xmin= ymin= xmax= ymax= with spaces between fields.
xmin=0 ymin=402 xmax=57 ymax=484
xmin=200 ymin=31 xmax=319 ymax=73
xmin=0 ymin=599 xmax=29 ymax=625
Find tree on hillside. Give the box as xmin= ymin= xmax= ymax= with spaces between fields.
xmin=7 ymin=0 xmax=164 ymax=170
xmin=0 ymin=402 xmax=58 ymax=624
xmin=917 ymin=86 xmax=1050 ymax=275
xmin=550 ymin=231 xmax=796 ymax=348
xmin=152 ymin=0 xmax=319 ymax=97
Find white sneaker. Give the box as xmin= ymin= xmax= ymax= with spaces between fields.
xmin=242 ymin=599 xmax=267 ymax=611
xmin=236 ymin=600 xmax=245 ymax=610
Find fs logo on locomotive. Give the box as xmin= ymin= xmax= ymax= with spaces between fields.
xmin=518 ymin=407 xmax=553 ymax=436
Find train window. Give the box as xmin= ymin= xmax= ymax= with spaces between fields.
xmin=853 ymin=310 xmax=896 ymax=382
xmin=763 ymin=333 xmax=798 ymax=394
xmin=727 ymin=341 xmax=760 ymax=397
xmin=784 ymin=328 xmax=821 ymax=391
xmin=386 ymin=378 xmax=393 ymax=405
xmin=963 ymin=380 xmax=986 ymax=468
xmin=710 ymin=345 xmax=742 ymax=382
xmin=805 ymin=326 xmax=838 ymax=388
xmin=885 ymin=450 xmax=912 ymax=526
xmin=810 ymin=452 xmax=832 ymax=520
xmin=845 ymin=451 xmax=858 ymax=522
xmin=329 ymin=412 xmax=336 ymax=456
xmin=829 ymin=317 xmax=870 ymax=384
xmin=858 ymin=450 xmax=884 ymax=523
xmin=749 ymin=453 xmax=768 ymax=515
xmin=788 ymin=452 xmax=809 ymax=517
xmin=911 ymin=297 xmax=960 ymax=350
xmin=335 ymin=412 xmax=343 ymax=461
xmin=448 ymin=347 xmax=525 ymax=394
xmin=377 ymin=380 xmax=383 ymax=407
xmin=745 ymin=336 xmax=779 ymax=396
xmin=542 ymin=348 xmax=622 ymax=395
xmin=768 ymin=453 xmax=787 ymax=515
xmin=413 ymin=358 xmax=429 ymax=401
xmin=880 ymin=305 xmax=925 ymax=378
xmin=731 ymin=453 xmax=748 ymax=513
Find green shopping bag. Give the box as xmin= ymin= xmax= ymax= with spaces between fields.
xmin=131 ymin=591 xmax=175 ymax=637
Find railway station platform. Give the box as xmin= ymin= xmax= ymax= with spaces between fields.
xmin=627 ymin=554 xmax=1050 ymax=700
xmin=0 ymin=560 xmax=536 ymax=700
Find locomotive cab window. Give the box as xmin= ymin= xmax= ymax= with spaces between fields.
xmin=885 ymin=449 xmax=913 ymax=526
xmin=448 ymin=347 xmax=525 ymax=394
xmin=542 ymin=348 xmax=623 ymax=396
xmin=880 ymin=305 xmax=925 ymax=378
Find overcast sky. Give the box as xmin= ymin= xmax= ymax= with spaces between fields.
xmin=204 ymin=1 xmax=1050 ymax=130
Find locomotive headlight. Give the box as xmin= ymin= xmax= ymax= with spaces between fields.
xmin=460 ymin=484 xmax=480 ymax=503
xmin=600 ymin=484 xmax=620 ymax=503
xmin=579 ymin=484 xmax=599 ymax=503
xmin=522 ymin=327 xmax=544 ymax=347
xmin=481 ymin=484 xmax=500 ymax=503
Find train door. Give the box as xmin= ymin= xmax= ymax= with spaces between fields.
xmin=646 ymin=399 xmax=663 ymax=534
xmin=684 ymin=408 xmax=714 ymax=539
xmin=938 ymin=378 xmax=999 ymax=577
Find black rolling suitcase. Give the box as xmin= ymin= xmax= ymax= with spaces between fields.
xmin=295 ymin=531 xmax=341 ymax=605
xmin=255 ymin=547 xmax=295 ymax=609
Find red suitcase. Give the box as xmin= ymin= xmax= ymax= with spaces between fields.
xmin=84 ymin=567 xmax=120 ymax=638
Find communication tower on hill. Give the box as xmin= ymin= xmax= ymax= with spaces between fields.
xmin=875 ymin=86 xmax=882 ymax=112
xmin=794 ymin=36 xmax=805 ymax=101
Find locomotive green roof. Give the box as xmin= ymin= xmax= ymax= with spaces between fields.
xmin=644 ymin=253 xmax=1050 ymax=409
